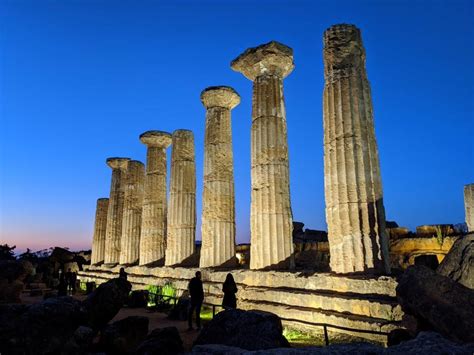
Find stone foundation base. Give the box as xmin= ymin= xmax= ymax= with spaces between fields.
xmin=78 ymin=265 xmax=403 ymax=344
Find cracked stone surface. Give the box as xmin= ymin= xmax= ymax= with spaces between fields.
xmin=91 ymin=198 xmax=109 ymax=265
xmin=232 ymin=41 xmax=294 ymax=270
xmin=165 ymin=129 xmax=196 ymax=266
xmin=200 ymin=86 xmax=240 ymax=267
xmin=139 ymin=131 xmax=172 ymax=265
xmin=323 ymin=24 xmax=390 ymax=274
xmin=119 ymin=160 xmax=145 ymax=265
xmin=104 ymin=157 xmax=130 ymax=265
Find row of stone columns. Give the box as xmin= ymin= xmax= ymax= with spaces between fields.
xmin=90 ymin=24 xmax=471 ymax=273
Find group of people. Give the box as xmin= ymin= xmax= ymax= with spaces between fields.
xmin=187 ymin=271 xmax=237 ymax=331
xmin=57 ymin=268 xmax=77 ymax=296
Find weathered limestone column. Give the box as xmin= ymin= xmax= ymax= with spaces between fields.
xmin=465 ymin=184 xmax=474 ymax=232
xmin=104 ymin=157 xmax=130 ymax=265
xmin=165 ymin=129 xmax=196 ymax=266
xmin=199 ymin=86 xmax=240 ymax=267
xmin=323 ymin=24 xmax=390 ymax=274
xmin=231 ymin=41 xmax=294 ymax=270
xmin=139 ymin=131 xmax=172 ymax=265
xmin=90 ymin=198 xmax=109 ymax=265
xmin=119 ymin=160 xmax=145 ymax=265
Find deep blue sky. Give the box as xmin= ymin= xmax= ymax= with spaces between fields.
xmin=1 ymin=0 xmax=473 ymax=252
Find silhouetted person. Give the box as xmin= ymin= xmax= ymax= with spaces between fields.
xmin=119 ymin=267 xmax=128 ymax=280
xmin=58 ymin=272 xmax=67 ymax=296
xmin=71 ymin=271 xmax=77 ymax=294
xmin=187 ymin=271 xmax=204 ymax=330
xmin=65 ymin=268 xmax=73 ymax=294
xmin=222 ymin=273 xmax=237 ymax=309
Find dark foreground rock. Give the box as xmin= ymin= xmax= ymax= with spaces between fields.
xmin=136 ymin=326 xmax=183 ymax=355
xmin=127 ymin=289 xmax=149 ymax=308
xmin=192 ymin=332 xmax=474 ymax=354
xmin=437 ymin=233 xmax=474 ymax=289
xmin=396 ymin=265 xmax=474 ymax=343
xmin=100 ymin=316 xmax=149 ymax=353
xmin=194 ymin=309 xmax=290 ymax=350
xmin=0 ymin=297 xmax=86 ymax=354
xmin=82 ymin=276 xmax=132 ymax=329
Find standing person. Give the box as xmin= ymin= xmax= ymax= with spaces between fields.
xmin=187 ymin=271 xmax=204 ymax=330
xmin=71 ymin=271 xmax=77 ymax=294
xmin=119 ymin=267 xmax=128 ymax=280
xmin=222 ymin=273 xmax=237 ymax=309
xmin=65 ymin=268 xmax=73 ymax=295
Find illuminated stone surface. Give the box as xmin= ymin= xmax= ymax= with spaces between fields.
xmin=139 ymin=131 xmax=172 ymax=265
xmin=200 ymin=86 xmax=240 ymax=268
xmin=104 ymin=157 xmax=130 ymax=265
xmin=464 ymin=184 xmax=474 ymax=232
xmin=390 ymin=236 xmax=458 ymax=269
xmin=322 ymin=24 xmax=390 ymax=274
xmin=119 ymin=160 xmax=145 ymax=265
xmin=90 ymin=198 xmax=109 ymax=265
xmin=165 ymin=129 xmax=196 ymax=266
xmin=231 ymin=41 xmax=294 ymax=270
xmin=78 ymin=266 xmax=401 ymax=343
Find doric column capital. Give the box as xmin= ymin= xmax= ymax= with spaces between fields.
xmin=200 ymin=86 xmax=240 ymax=109
xmin=231 ymin=41 xmax=294 ymax=81
xmin=139 ymin=130 xmax=172 ymax=148
xmin=323 ymin=24 xmax=365 ymax=77
xmin=106 ymin=157 xmax=130 ymax=170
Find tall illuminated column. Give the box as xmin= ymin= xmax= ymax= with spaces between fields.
xmin=90 ymin=198 xmax=109 ymax=265
xmin=119 ymin=160 xmax=145 ymax=265
xmin=104 ymin=157 xmax=130 ymax=265
xmin=165 ymin=129 xmax=196 ymax=266
xmin=139 ymin=131 xmax=172 ymax=265
xmin=322 ymin=24 xmax=390 ymax=274
xmin=465 ymin=184 xmax=474 ymax=232
xmin=199 ymin=86 xmax=240 ymax=267
xmin=231 ymin=41 xmax=295 ymax=270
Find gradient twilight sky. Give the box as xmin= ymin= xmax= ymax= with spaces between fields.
xmin=1 ymin=0 xmax=473 ymax=253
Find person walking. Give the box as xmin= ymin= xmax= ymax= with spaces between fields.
xmin=222 ymin=273 xmax=237 ymax=309
xmin=187 ymin=271 xmax=204 ymax=330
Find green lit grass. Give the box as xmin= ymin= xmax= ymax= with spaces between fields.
xmin=283 ymin=327 xmax=324 ymax=347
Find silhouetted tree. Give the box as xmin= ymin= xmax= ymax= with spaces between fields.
xmin=0 ymin=244 xmax=16 ymax=261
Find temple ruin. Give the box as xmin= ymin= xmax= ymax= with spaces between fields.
xmin=139 ymin=131 xmax=172 ymax=265
xmin=231 ymin=41 xmax=295 ymax=270
xmin=119 ymin=160 xmax=145 ymax=265
xmin=465 ymin=184 xmax=474 ymax=232
xmin=322 ymin=24 xmax=390 ymax=274
xmin=165 ymin=129 xmax=197 ymax=266
xmin=90 ymin=198 xmax=108 ymax=265
xmin=103 ymin=157 xmax=130 ymax=265
xmin=200 ymin=86 xmax=240 ymax=268
xmin=79 ymin=24 xmax=469 ymax=343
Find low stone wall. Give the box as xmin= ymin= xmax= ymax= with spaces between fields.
xmin=78 ymin=265 xmax=403 ymax=344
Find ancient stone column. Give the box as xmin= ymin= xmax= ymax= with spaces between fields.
xmin=104 ymin=157 xmax=130 ymax=265
xmin=90 ymin=198 xmax=109 ymax=265
xmin=199 ymin=86 xmax=240 ymax=268
xmin=231 ymin=41 xmax=295 ymax=270
xmin=119 ymin=160 xmax=145 ymax=265
xmin=139 ymin=131 xmax=172 ymax=265
xmin=465 ymin=184 xmax=474 ymax=232
xmin=165 ymin=129 xmax=196 ymax=266
xmin=322 ymin=24 xmax=390 ymax=274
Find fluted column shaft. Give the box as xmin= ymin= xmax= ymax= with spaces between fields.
xmin=104 ymin=158 xmax=130 ymax=265
xmin=250 ymin=74 xmax=294 ymax=269
xmin=200 ymin=87 xmax=240 ymax=267
xmin=465 ymin=184 xmax=474 ymax=232
xmin=139 ymin=134 xmax=171 ymax=265
xmin=323 ymin=24 xmax=390 ymax=274
xmin=165 ymin=130 xmax=196 ymax=266
xmin=120 ymin=160 xmax=145 ymax=265
xmin=91 ymin=198 xmax=109 ymax=265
